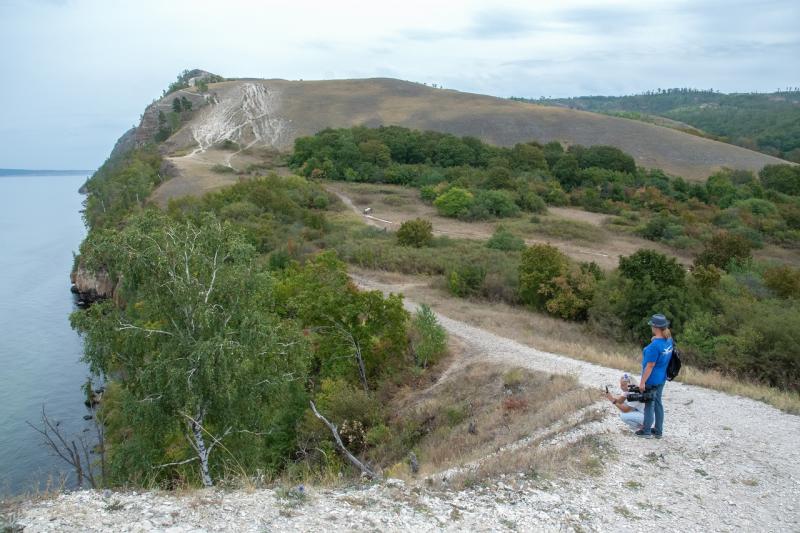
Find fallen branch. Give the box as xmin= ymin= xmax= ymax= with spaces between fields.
xmin=309 ymin=401 xmax=379 ymax=480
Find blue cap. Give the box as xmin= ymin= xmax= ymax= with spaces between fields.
xmin=648 ymin=314 xmax=670 ymax=328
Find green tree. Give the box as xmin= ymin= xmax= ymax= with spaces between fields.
xmin=619 ymin=249 xmax=686 ymax=287
xmin=410 ymin=304 xmax=447 ymax=368
xmin=510 ymin=143 xmax=547 ymax=171
xmin=276 ymin=252 xmax=410 ymax=391
xmin=543 ymin=141 xmax=564 ymax=168
xmin=578 ymin=145 xmax=636 ymax=174
xmin=540 ymin=266 xmax=598 ymax=321
xmin=694 ymin=232 xmax=752 ymax=270
xmin=518 ymin=244 xmax=569 ymax=309
xmin=72 ymin=212 xmax=310 ymax=487
xmin=760 ymin=164 xmax=800 ymax=196
xmin=552 ymin=154 xmax=581 ymax=190
xmin=172 ymin=97 xmax=182 ymax=113
xmin=358 ymin=140 xmax=392 ymax=167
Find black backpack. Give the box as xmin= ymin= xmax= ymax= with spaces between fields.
xmin=666 ymin=344 xmax=682 ymax=381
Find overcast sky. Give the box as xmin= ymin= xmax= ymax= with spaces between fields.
xmin=0 ymin=0 xmax=797 ymax=169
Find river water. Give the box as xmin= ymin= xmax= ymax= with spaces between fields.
xmin=0 ymin=171 xmax=92 ymax=496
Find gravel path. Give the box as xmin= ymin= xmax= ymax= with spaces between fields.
xmin=353 ymin=274 xmax=800 ymax=532
xmin=12 ymin=275 xmax=800 ymax=532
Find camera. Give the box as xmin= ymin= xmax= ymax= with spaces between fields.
xmin=625 ymin=385 xmax=654 ymax=403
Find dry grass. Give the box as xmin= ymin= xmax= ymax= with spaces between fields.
xmin=168 ymin=77 xmax=785 ymax=180
xmin=352 ymin=267 xmax=800 ymax=415
xmin=328 ymin=181 xmax=689 ymax=270
xmin=383 ymin=361 xmax=606 ymax=486
xmin=448 ymin=433 xmax=611 ymax=491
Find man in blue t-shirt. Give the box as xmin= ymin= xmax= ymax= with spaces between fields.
xmin=637 ymin=314 xmax=673 ymax=439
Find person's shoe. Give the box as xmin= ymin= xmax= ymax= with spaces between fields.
xmin=653 ymin=433 xmax=663 ymax=439
xmin=635 ymin=430 xmax=653 ymax=439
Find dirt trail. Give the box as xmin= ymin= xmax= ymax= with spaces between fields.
xmin=352 ymin=272 xmax=800 ymax=532
xmin=327 ymin=186 xmax=618 ymax=262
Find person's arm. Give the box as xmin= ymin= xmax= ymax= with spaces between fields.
xmin=640 ymin=343 xmax=658 ymax=390
xmin=606 ymin=393 xmax=633 ymax=412
xmin=639 ymin=362 xmax=655 ymax=390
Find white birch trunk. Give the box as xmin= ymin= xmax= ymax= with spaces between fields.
xmin=189 ymin=410 xmax=213 ymax=487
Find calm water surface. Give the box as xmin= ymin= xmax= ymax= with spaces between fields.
xmin=0 ymin=172 xmax=91 ymax=496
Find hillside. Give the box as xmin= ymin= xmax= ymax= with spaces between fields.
xmin=12 ymin=276 xmax=800 ymax=531
xmin=128 ymin=76 xmax=788 ymax=194
xmin=536 ymin=89 xmax=800 ymax=162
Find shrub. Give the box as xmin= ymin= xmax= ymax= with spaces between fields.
xmin=760 ymin=164 xmax=800 ymax=196
xmin=694 ymin=232 xmax=753 ymax=270
xmin=619 ymin=249 xmax=686 ymax=287
xmin=485 ymin=166 xmax=513 ymax=189
xmin=733 ymin=198 xmax=779 ymax=217
xmin=219 ymin=139 xmax=240 ymax=151
xmin=690 ymin=264 xmax=722 ymax=294
xmin=578 ymin=145 xmax=636 ymax=174
xmin=764 ymin=265 xmax=800 ymax=299
xmin=518 ymin=244 xmax=569 ymax=309
xmin=542 ymin=180 xmax=569 ymax=205
xmin=397 ymin=218 xmax=433 ymax=248
xmin=701 ymin=296 xmax=800 ymax=390
xmin=434 ymin=187 xmax=474 ymax=217
xmin=469 ymin=190 xmax=520 ymax=219
xmin=639 ymin=213 xmax=685 ymax=243
xmin=487 ymin=226 xmax=525 ymax=251
xmin=540 ymin=267 xmax=598 ymax=321
xmin=211 ymin=164 xmax=236 ymax=174
xmin=513 ymin=183 xmax=547 ymax=213
xmin=590 ymin=273 xmax=698 ymax=343
xmin=448 ymin=264 xmax=486 ymax=297
xmin=420 ymin=185 xmax=438 ymax=202
xmin=410 ymin=304 xmax=447 ymax=368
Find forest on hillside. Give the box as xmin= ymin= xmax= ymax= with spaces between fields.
xmin=520 ymin=89 xmax=800 ymax=163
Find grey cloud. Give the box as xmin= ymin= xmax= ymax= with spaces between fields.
xmin=556 ymin=6 xmax=653 ymax=33
xmin=400 ymin=8 xmax=549 ymax=42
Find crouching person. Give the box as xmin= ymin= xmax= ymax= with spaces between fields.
xmin=606 ymin=373 xmax=644 ymax=431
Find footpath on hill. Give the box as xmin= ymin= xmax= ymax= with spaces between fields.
xmin=14 ymin=271 xmax=800 ymax=532
xmin=353 ymin=273 xmax=800 ymax=530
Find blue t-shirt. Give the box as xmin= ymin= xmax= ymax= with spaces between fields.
xmin=642 ymin=338 xmax=673 ymax=386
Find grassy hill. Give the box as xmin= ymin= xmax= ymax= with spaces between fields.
xmin=148 ymin=77 xmax=788 ymax=183
xmin=534 ymin=89 xmax=800 ymax=162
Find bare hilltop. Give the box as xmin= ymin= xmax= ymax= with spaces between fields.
xmin=130 ymin=76 xmax=787 ymax=184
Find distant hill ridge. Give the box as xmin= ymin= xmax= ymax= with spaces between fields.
xmin=124 ymin=74 xmax=791 ymax=182
xmin=533 ymin=89 xmax=800 ymax=163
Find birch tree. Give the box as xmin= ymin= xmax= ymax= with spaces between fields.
xmin=72 ymin=211 xmax=310 ymax=486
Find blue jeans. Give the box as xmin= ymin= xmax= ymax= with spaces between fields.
xmin=620 ymin=410 xmax=644 ymax=430
xmin=642 ymin=382 xmax=666 ymax=435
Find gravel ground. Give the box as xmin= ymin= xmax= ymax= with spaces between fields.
xmin=11 ymin=274 xmax=800 ymax=532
